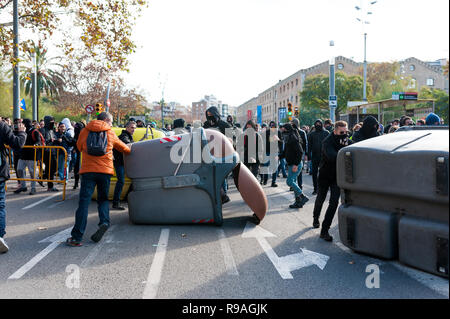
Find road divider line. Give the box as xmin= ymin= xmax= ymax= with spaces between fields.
xmin=22 ymin=192 xmax=62 ymax=210
xmin=217 ymin=229 xmax=239 ymax=276
xmin=8 ymin=227 xmax=72 ymax=280
xmin=48 ymin=193 xmax=78 ymax=208
xmin=143 ymin=228 xmax=170 ymax=299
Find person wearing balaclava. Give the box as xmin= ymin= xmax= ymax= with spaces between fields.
xmin=203 ymin=106 xmax=230 ymax=135
xmin=15 ymin=119 xmax=39 ymax=195
xmin=41 ymin=115 xmax=59 ymax=191
xmin=203 ymin=106 xmax=232 ymax=204
xmin=312 ymin=120 xmax=353 ymax=242
xmin=290 ymin=118 xmax=308 ymax=191
xmin=351 ymin=115 xmax=380 ymax=143
xmin=307 ymin=119 xmax=330 ymax=195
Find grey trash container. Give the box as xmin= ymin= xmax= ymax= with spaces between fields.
xmin=337 ymin=127 xmax=449 ymax=277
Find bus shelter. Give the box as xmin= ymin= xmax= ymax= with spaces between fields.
xmin=347 ymin=98 xmax=436 ymax=125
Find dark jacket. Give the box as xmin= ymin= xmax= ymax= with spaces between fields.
xmin=308 ymin=120 xmax=330 ymax=161
xmin=352 ymin=116 xmax=380 ymax=143
xmin=318 ymin=132 xmax=353 ymax=182
xmin=282 ymin=124 xmax=303 ymax=166
xmin=21 ymin=127 xmax=43 ymax=161
xmin=242 ymin=126 xmax=263 ymax=166
xmin=113 ymin=129 xmax=134 ymax=166
xmin=0 ymin=121 xmax=26 ymax=180
xmin=203 ymin=106 xmax=230 ymax=135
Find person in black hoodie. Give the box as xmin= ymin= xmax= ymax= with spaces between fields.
xmin=0 ymin=120 xmax=26 ymax=253
xmin=291 ymin=118 xmax=308 ymax=191
xmin=112 ymin=120 xmax=136 ymax=210
xmin=307 ymin=119 xmax=330 ymax=195
xmin=203 ymin=106 xmax=230 ymax=135
xmin=312 ymin=120 xmax=352 ymax=241
xmin=281 ymin=123 xmax=309 ymax=209
xmin=72 ymin=122 xmax=85 ymax=189
xmin=40 ymin=115 xmax=59 ymax=191
xmin=203 ymin=106 xmax=232 ymax=204
xmin=351 ymin=115 xmax=380 ymax=143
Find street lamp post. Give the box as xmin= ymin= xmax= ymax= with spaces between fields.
xmin=329 ymin=41 xmax=336 ymax=123
xmin=13 ymin=0 xmax=20 ymax=120
xmin=32 ymin=52 xmax=38 ymax=121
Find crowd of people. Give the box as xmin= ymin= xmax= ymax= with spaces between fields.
xmin=0 ymin=109 xmax=445 ymax=253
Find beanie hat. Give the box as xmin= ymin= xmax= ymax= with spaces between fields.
xmin=425 ymin=112 xmax=440 ymax=126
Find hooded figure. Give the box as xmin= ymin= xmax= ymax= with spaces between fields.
xmin=61 ymin=118 xmax=75 ymax=138
xmin=203 ymin=106 xmax=230 ymax=135
xmin=41 ymin=116 xmax=56 ymax=146
xmin=425 ymin=112 xmax=441 ymax=126
xmin=307 ymin=119 xmax=330 ymax=194
xmin=172 ymin=118 xmax=187 ymax=135
xmin=352 ymin=116 xmax=379 ymax=143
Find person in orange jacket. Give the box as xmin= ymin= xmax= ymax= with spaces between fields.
xmin=66 ymin=112 xmax=131 ymax=246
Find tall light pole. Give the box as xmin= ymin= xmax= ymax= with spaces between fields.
xmin=329 ymin=40 xmax=336 ymax=123
xmin=32 ymin=52 xmax=38 ymax=121
xmin=356 ymin=0 xmax=377 ymax=102
xmin=13 ymin=0 xmax=20 ymax=119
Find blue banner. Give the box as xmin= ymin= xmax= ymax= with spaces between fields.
xmin=257 ymin=105 xmax=262 ymax=125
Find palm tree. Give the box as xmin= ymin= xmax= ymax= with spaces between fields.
xmin=19 ymin=46 xmax=65 ymax=115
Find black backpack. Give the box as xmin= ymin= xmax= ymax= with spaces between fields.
xmin=86 ymin=131 xmax=108 ymax=156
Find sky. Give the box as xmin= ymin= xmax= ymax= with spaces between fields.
xmin=122 ymin=0 xmax=449 ymax=107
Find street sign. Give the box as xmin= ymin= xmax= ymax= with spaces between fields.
xmin=85 ymin=104 xmax=95 ymax=114
xmin=247 ymin=110 xmax=252 ymax=120
xmin=329 ymin=95 xmax=337 ymax=107
xmin=278 ymin=107 xmax=286 ymax=121
xmin=257 ymin=105 xmax=262 ymax=125
xmin=392 ymin=92 xmax=418 ymax=101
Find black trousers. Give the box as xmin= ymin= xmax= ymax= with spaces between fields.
xmin=312 ymin=177 xmax=340 ymax=231
xmin=74 ymin=150 xmax=81 ymax=186
xmin=43 ymin=152 xmax=57 ymax=189
xmin=311 ymin=158 xmax=321 ymax=192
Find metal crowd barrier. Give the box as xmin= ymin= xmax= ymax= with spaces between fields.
xmin=5 ymin=145 xmax=68 ymax=201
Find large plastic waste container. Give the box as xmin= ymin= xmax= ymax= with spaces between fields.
xmin=336 ymin=127 xmax=449 ymax=277
xmin=92 ymin=126 xmax=164 ymax=201
xmin=124 ymin=128 xmax=267 ymax=225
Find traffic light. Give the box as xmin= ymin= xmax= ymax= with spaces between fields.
xmin=287 ymin=103 xmax=293 ymax=121
xmin=294 ymin=106 xmax=299 ymax=117
xmin=95 ymin=102 xmax=103 ymax=115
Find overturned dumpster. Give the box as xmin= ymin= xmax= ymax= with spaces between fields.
xmin=123 ymin=128 xmax=267 ymax=226
xmin=337 ymin=127 xmax=449 ymax=277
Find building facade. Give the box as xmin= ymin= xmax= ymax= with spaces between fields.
xmin=237 ymin=56 xmax=448 ymax=126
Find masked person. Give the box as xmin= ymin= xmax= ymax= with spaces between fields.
xmin=203 ymin=106 xmax=232 ymax=204
xmin=291 ymin=118 xmax=308 ymax=191
xmin=307 ymin=120 xmax=329 ymax=195
xmin=40 ymin=116 xmax=59 ymax=191
xmin=312 ymin=121 xmax=353 ymax=241
xmin=351 ymin=116 xmax=380 ymax=143
xmin=281 ymin=123 xmax=309 ymax=209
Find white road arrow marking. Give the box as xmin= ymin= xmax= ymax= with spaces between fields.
xmin=8 ymin=227 xmax=72 ymax=280
xmin=242 ymin=222 xmax=329 ymax=279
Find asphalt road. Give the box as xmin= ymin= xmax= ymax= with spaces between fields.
xmin=0 ymin=172 xmax=448 ymax=299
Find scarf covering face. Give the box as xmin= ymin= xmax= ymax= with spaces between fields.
xmin=360 ymin=116 xmax=379 ymax=139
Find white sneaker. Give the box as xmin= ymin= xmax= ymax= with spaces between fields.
xmin=0 ymin=237 xmax=9 ymax=254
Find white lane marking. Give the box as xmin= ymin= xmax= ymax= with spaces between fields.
xmin=48 ymin=193 xmax=78 ymax=208
xmin=242 ymin=222 xmax=329 ymax=279
xmin=217 ymin=229 xmax=239 ymax=276
xmin=80 ymin=226 xmax=116 ymax=268
xmin=275 ymin=186 xmax=448 ymax=296
xmin=142 ymin=228 xmax=170 ymax=299
xmin=8 ymin=227 xmax=72 ymax=280
xmin=22 ymin=192 xmax=62 ymax=210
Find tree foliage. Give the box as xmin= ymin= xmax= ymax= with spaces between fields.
xmin=299 ymin=72 xmax=372 ymax=118
xmin=0 ymin=0 xmax=148 ymax=71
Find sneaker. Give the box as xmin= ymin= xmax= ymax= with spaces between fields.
xmin=320 ymin=230 xmax=333 ymax=242
xmin=221 ymin=194 xmax=231 ymax=204
xmin=0 ymin=237 xmax=9 ymax=253
xmin=299 ymin=194 xmax=309 ymax=206
xmin=47 ymin=187 xmax=59 ymax=192
xmin=66 ymin=237 xmax=82 ymax=247
xmin=271 ymin=183 xmax=278 ymax=187
xmin=14 ymin=187 xmax=27 ymax=194
xmin=112 ymin=203 xmax=126 ymax=211
xmin=289 ymin=196 xmax=302 ymax=209
xmin=91 ymin=224 xmax=109 ymax=243
xmin=29 ymin=188 xmax=36 ymax=195
xmin=313 ymin=218 xmax=320 ymax=229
